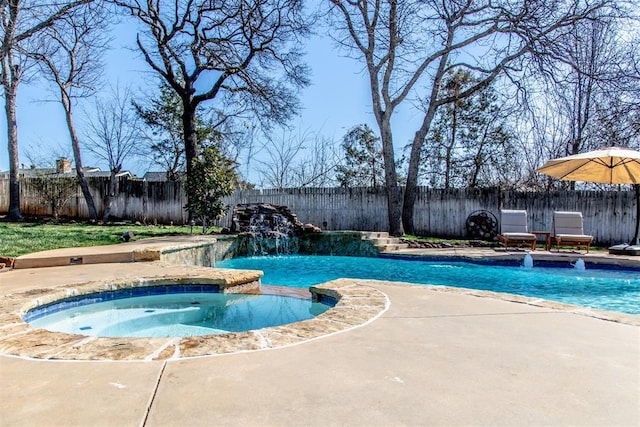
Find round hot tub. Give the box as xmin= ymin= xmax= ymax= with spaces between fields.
xmin=24 ymin=284 xmax=334 ymax=338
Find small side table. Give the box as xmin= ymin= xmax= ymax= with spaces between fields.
xmin=531 ymin=231 xmax=552 ymax=251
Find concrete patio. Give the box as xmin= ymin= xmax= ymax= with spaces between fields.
xmin=0 ymin=239 xmax=638 ymax=426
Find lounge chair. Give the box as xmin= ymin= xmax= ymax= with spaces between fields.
xmin=497 ymin=209 xmax=537 ymax=250
xmin=553 ymin=211 xmax=593 ymax=253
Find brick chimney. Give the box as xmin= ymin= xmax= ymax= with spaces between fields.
xmin=56 ymin=157 xmax=72 ymax=174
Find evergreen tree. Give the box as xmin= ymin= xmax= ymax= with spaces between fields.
xmin=336 ymin=124 xmax=385 ymax=188
xmin=422 ymin=70 xmax=516 ymax=188
xmin=184 ymin=147 xmax=237 ymax=234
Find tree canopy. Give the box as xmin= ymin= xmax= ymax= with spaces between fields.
xmin=113 ymin=0 xmax=311 ymax=217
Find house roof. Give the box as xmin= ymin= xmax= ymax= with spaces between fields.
xmin=143 ymin=171 xmax=184 ymax=181
xmin=0 ymin=167 xmax=134 ymax=178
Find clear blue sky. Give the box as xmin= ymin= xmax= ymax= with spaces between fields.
xmin=0 ymin=25 xmax=417 ymax=179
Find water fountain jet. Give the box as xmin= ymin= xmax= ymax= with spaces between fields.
xmin=523 ymin=253 xmax=534 ymax=269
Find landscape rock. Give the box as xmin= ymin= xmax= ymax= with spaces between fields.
xmin=230 ymin=203 xmax=321 ymax=235
xmin=0 ymin=257 xmax=14 ymax=269
xmin=398 ymin=238 xmax=495 ymax=249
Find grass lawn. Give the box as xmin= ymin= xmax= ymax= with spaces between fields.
xmin=1 ymin=222 xmax=607 ymax=259
xmin=0 ymin=221 xmax=208 ymax=258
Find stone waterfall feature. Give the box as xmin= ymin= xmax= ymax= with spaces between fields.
xmin=231 ymin=203 xmax=321 ymax=255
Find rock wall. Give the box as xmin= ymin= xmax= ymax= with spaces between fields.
xmin=230 ymin=203 xmax=321 ymax=235
xmin=158 ymin=232 xmax=379 ymax=267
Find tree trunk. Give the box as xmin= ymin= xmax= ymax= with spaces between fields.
xmin=182 ymin=100 xmax=199 ymax=222
xmin=51 ymin=197 xmax=59 ymax=219
xmin=3 ymin=46 xmax=22 ymax=221
xmin=378 ymin=118 xmax=403 ymax=237
xmin=102 ymin=171 xmax=117 ymax=222
xmin=634 ymin=184 xmax=640 ymax=246
xmin=469 ymin=125 xmax=490 ymax=188
xmin=402 ymin=47 xmax=451 ymax=235
xmin=62 ymin=92 xmax=98 ymax=220
xmin=402 ymin=105 xmax=439 ymax=235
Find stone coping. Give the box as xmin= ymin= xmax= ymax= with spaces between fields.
xmin=0 ymin=273 xmax=389 ymax=361
xmin=12 ymin=235 xmax=224 ymax=269
xmin=383 ymin=247 xmax=640 ymax=269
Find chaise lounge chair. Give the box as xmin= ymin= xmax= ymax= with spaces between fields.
xmin=497 ymin=209 xmax=537 ymax=251
xmin=553 ymin=211 xmax=593 ymax=253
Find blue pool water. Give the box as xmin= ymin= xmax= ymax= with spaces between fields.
xmin=27 ymin=292 xmax=331 ymax=338
xmin=217 ymin=255 xmax=640 ymax=315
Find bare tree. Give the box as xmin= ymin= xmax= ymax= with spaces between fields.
xmin=29 ymin=175 xmax=78 ymax=219
xmin=34 ymin=1 xmax=110 ymax=220
xmin=515 ymin=8 xmax=640 ymax=190
xmin=23 ymin=140 xmax=73 ymax=169
xmin=255 ymin=127 xmax=339 ymax=189
xmin=83 ymin=86 xmax=140 ymax=221
xmin=572 ymin=19 xmax=639 ymax=151
xmin=1 ymin=0 xmax=91 ymax=221
xmin=295 ymin=133 xmax=340 ymax=188
xmin=535 ymin=18 xmax=624 ymax=157
xmin=328 ymin=0 xmax=621 ymax=235
xmin=112 ymin=0 xmax=311 ymax=215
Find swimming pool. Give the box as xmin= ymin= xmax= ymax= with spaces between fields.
xmin=217 ymin=255 xmax=640 ymax=315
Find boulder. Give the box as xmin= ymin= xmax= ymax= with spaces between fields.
xmin=230 ymin=203 xmax=321 ymax=235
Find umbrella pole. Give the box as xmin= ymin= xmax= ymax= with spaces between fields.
xmin=634 ymin=184 xmax=640 ymax=246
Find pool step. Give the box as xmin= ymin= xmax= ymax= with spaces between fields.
xmin=360 ymin=232 xmax=390 ymax=240
xmin=377 ymin=243 xmax=411 ymax=253
xmin=360 ymin=232 xmax=410 ymax=253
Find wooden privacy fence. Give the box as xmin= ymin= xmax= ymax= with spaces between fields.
xmin=0 ymin=177 xmax=187 ymax=225
xmin=0 ymin=177 xmax=636 ymax=244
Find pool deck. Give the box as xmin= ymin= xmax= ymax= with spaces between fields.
xmin=1 ymin=238 xmax=639 ymax=426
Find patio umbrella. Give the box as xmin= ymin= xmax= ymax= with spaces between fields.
xmin=536 ymin=147 xmax=640 ymax=252
xmin=536 ymin=147 xmax=640 ymax=185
